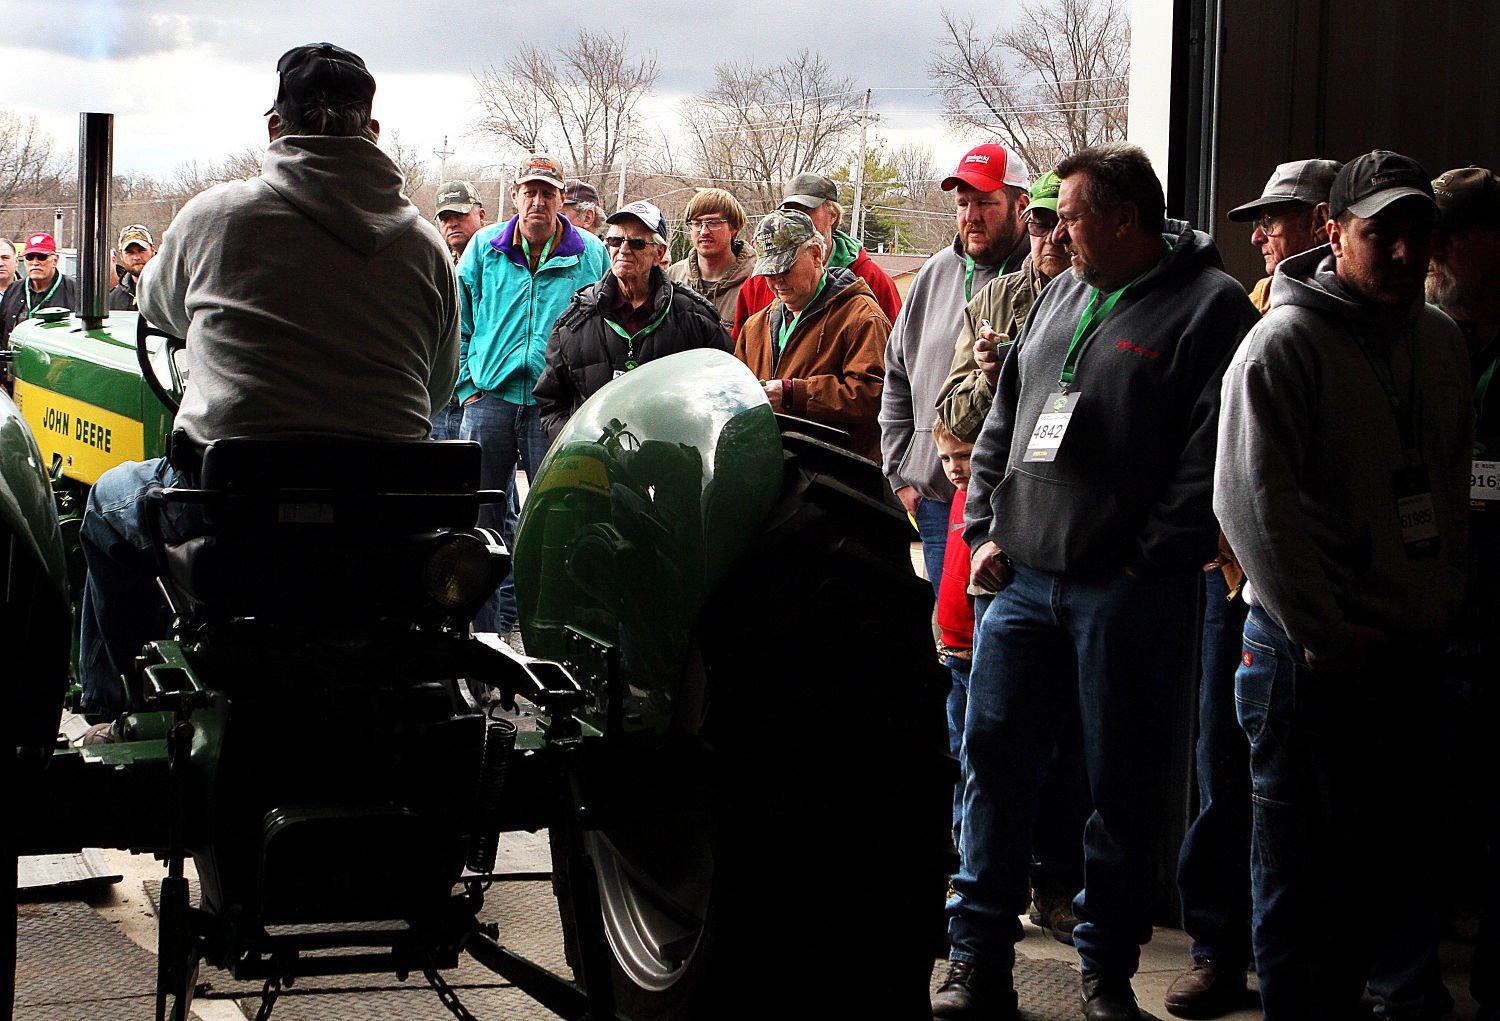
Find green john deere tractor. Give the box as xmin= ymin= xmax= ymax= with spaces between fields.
xmin=4 ymin=116 xmax=952 ymax=1021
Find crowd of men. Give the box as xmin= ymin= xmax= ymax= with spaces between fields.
xmin=43 ymin=40 xmax=1496 ymax=1021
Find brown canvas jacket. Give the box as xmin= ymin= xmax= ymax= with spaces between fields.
xmin=734 ymin=269 xmax=890 ymax=460
xmin=935 ymin=256 xmax=1046 ymax=442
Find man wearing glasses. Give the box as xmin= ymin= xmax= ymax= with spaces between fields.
xmin=1227 ymin=159 xmax=1341 ymax=314
xmin=731 ymin=171 xmax=901 ymax=339
xmin=734 ymin=208 xmax=889 ymax=460
xmin=668 ymin=187 xmax=756 ymax=332
xmin=1 ymin=232 xmax=78 ymax=350
xmin=938 ymin=171 xmax=1069 ymax=442
xmin=535 ymin=200 xmax=729 ymax=438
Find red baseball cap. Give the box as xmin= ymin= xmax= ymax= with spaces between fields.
xmin=941 ymin=143 xmax=1031 ymax=193
xmin=23 ymin=232 xmax=57 ymax=256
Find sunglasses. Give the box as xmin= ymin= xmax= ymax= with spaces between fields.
xmin=23 ymin=252 xmax=53 ymax=262
xmin=604 ymin=236 xmax=656 ymax=251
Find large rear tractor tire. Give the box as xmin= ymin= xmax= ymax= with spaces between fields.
xmin=556 ymin=429 xmax=954 ymax=1019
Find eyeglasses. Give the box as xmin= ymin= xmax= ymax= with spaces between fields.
xmin=1025 ymin=216 xmax=1059 ymax=237
xmin=1252 ymin=213 xmax=1289 ymax=238
xmin=23 ymin=252 xmax=52 ymax=262
xmin=687 ymin=217 xmax=729 ymax=233
xmin=605 ymin=236 xmax=656 ymax=251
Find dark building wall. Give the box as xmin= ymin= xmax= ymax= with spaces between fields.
xmin=1209 ymin=0 xmax=1500 ymax=288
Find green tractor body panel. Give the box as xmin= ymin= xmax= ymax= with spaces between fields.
xmin=514 ymin=348 xmax=784 ymax=736
xmin=2 ymin=387 xmax=73 ymax=753
xmin=0 ymin=387 xmax=68 ymax=597
xmin=9 ymin=310 xmax=173 ymax=489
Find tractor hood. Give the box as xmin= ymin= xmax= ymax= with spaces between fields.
xmin=513 ymin=348 xmax=784 ymax=736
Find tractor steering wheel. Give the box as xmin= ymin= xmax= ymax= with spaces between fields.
xmin=136 ymin=313 xmax=187 ymax=415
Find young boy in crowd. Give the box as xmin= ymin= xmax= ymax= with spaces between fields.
xmin=933 ymin=415 xmax=976 ymax=836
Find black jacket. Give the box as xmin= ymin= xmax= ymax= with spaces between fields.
xmin=965 ymin=228 xmax=1259 ymax=577
xmin=534 ymin=266 xmax=731 ymax=439
xmin=109 ymin=270 xmax=140 ymax=311
xmin=1 ymin=272 xmax=77 ymax=346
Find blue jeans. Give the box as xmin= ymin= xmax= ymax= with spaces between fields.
xmin=429 ymin=396 xmax=464 ymax=442
xmin=459 ymin=395 xmax=549 ymax=632
xmin=78 ymin=458 xmax=206 ymax=718
xmin=969 ymin=592 xmax=1088 ymax=896
xmin=913 ymin=496 xmax=951 ymax=599
xmin=944 ymin=654 xmax=971 ymax=834
xmin=948 ymin=563 xmax=1197 ymax=978
xmin=1175 ymin=568 xmax=1252 ymax=965
xmin=1237 ymin=609 xmax=1444 ymax=1021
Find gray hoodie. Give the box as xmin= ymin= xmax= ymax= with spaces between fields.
xmin=140 ymin=134 xmax=459 ymax=446
xmin=880 ymin=232 xmax=1025 ymax=501
xmin=1215 ymin=245 xmax=1472 ymax=660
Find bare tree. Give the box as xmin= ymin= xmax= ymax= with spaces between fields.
xmin=381 ymin=130 xmax=431 ymax=195
xmin=887 ymin=142 xmax=957 ymax=253
xmin=928 ymin=1 xmax=1129 ymax=174
xmin=680 ymin=50 xmax=865 ymax=212
xmin=474 ymin=30 xmax=659 ymax=181
xmin=0 ymin=110 xmax=68 ymax=236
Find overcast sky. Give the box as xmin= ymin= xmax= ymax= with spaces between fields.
xmin=5 ymin=0 xmax=991 ymax=185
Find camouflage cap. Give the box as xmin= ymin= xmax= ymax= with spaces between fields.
xmin=436 ymin=180 xmax=482 ymax=215
xmin=753 ymin=209 xmax=818 ymax=276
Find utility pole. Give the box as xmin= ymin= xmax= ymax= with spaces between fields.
xmin=851 ymin=88 xmax=871 ymax=246
xmin=434 ymin=136 xmax=454 ymax=182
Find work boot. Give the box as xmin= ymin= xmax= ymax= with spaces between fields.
xmin=1164 ymin=956 xmax=1247 ymax=1018
xmin=1080 ymin=972 xmax=1141 ymax=1021
xmin=1029 ymin=884 xmax=1080 ymax=945
xmin=931 ymin=959 xmax=1018 ymax=1018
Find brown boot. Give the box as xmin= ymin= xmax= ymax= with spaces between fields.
xmin=1164 ymin=956 xmax=1248 ymax=1019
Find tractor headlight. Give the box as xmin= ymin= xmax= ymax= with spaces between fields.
xmin=421 ymin=530 xmax=504 ymax=610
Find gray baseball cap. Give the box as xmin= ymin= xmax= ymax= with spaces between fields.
xmin=753 ymin=209 xmax=818 ymax=275
xmin=436 ymin=180 xmax=481 ymax=215
xmin=780 ymin=173 xmax=839 ymax=210
xmin=606 ymin=200 xmax=668 ymax=244
xmin=1228 ymin=159 xmax=1343 ymax=221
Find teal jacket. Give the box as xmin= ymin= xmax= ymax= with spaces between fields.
xmin=456 ymin=214 xmax=610 ymax=405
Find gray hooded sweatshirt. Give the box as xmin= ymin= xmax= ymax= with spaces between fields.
xmin=140 ymin=134 xmax=459 ymax=446
xmin=1215 ymin=245 xmax=1472 ymax=660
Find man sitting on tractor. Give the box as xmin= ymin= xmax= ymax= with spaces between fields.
xmin=76 ymin=42 xmax=459 ymax=726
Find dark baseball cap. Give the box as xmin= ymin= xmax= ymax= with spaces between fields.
xmin=266 ymin=43 xmax=375 ymax=121
xmin=1329 ymin=150 xmax=1435 ymax=220
xmin=781 ymin=173 xmax=839 ymax=210
xmin=564 ymin=178 xmax=600 ymax=206
xmin=1432 ymin=166 xmax=1500 ymax=232
xmin=1228 ymin=159 xmax=1342 ymax=221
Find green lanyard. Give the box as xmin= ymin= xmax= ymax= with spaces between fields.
xmin=1475 ymin=344 xmax=1499 ymax=432
xmin=777 ymin=272 xmax=829 ymax=356
xmin=1355 ymin=326 xmax=1424 ymax=456
xmin=520 ymin=229 xmax=557 ymax=272
xmin=1058 ymin=269 xmax=1149 ymax=388
xmin=26 ymin=273 xmax=62 ymax=316
xmin=604 ymin=302 xmax=671 ymax=371
xmin=963 ymin=255 xmax=976 ymax=302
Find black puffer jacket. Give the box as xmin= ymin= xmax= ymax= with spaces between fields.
xmin=534 ymin=266 xmax=731 ymax=438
